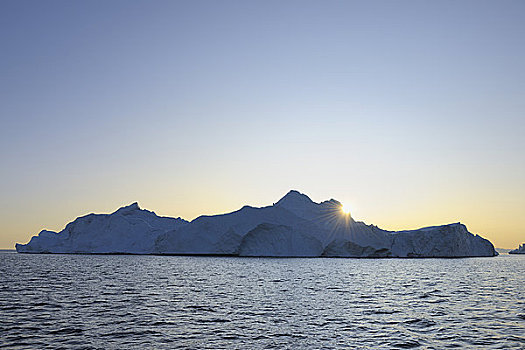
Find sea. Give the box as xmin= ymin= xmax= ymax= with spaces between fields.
xmin=1 ymin=251 xmax=523 ymax=349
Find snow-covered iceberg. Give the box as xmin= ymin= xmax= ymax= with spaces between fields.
xmin=509 ymin=244 xmax=525 ymax=254
xmin=16 ymin=190 xmax=497 ymax=257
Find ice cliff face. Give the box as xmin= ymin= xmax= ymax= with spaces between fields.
xmin=389 ymin=223 xmax=496 ymax=257
xmin=16 ymin=191 xmax=497 ymax=257
xmin=509 ymin=244 xmax=525 ymax=254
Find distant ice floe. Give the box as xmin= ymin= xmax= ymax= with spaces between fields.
xmin=16 ymin=190 xmax=497 ymax=257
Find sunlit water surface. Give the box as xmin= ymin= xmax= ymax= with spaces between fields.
xmin=1 ymin=252 xmax=524 ymax=349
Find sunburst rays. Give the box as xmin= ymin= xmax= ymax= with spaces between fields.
xmin=304 ymin=200 xmax=355 ymax=244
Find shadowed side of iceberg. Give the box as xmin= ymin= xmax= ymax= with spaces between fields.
xmin=238 ymin=223 xmax=324 ymax=257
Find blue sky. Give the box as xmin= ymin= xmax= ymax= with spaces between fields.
xmin=1 ymin=0 xmax=524 ymax=248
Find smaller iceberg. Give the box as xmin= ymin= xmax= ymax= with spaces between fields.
xmin=509 ymin=243 xmax=525 ymax=254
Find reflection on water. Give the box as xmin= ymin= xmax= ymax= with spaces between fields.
xmin=1 ymin=252 xmax=524 ymax=349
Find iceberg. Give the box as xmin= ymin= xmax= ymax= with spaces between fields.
xmin=509 ymin=244 xmax=525 ymax=254
xmin=16 ymin=190 xmax=497 ymax=257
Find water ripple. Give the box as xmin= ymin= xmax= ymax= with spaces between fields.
xmin=0 ymin=252 xmax=524 ymax=349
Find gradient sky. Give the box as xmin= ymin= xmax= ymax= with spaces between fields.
xmin=1 ymin=0 xmax=524 ymax=249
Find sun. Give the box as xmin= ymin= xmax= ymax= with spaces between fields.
xmin=341 ymin=204 xmax=351 ymax=215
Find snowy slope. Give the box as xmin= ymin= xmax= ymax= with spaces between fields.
xmin=154 ymin=203 xmax=322 ymax=254
xmin=16 ymin=191 xmax=497 ymax=257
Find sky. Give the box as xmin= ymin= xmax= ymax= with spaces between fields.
xmin=1 ymin=0 xmax=524 ymax=249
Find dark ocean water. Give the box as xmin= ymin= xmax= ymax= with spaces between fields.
xmin=1 ymin=252 xmax=523 ymax=349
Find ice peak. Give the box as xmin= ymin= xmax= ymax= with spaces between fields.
xmin=115 ymin=202 xmax=141 ymax=215
xmin=275 ymin=190 xmax=314 ymax=207
xmin=323 ymin=198 xmax=342 ymax=207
